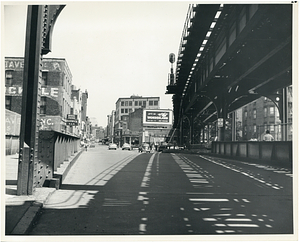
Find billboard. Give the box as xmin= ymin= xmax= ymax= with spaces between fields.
xmin=143 ymin=109 xmax=173 ymax=125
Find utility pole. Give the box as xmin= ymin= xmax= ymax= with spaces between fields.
xmin=17 ymin=5 xmax=65 ymax=195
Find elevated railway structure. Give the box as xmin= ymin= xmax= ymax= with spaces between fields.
xmin=166 ymin=4 xmax=293 ymax=145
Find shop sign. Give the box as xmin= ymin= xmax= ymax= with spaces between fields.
xmin=67 ymin=114 xmax=77 ymax=120
xmin=66 ymin=120 xmax=78 ymax=126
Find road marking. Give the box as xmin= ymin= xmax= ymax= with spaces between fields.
xmin=140 ymin=153 xmax=155 ymax=188
xmin=189 ymin=198 xmax=229 ymax=202
xmin=199 ymin=155 xmax=284 ymax=190
xmin=138 ymin=153 xmax=156 ymax=234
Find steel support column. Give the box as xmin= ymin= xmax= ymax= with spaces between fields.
xmin=17 ymin=6 xmax=43 ymax=195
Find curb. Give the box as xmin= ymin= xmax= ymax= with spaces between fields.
xmin=6 ymin=149 xmax=84 ymax=235
xmin=9 ymin=188 xmax=56 ymax=235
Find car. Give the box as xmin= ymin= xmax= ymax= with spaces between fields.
xmin=142 ymin=143 xmax=151 ymax=153
xmin=108 ymin=143 xmax=117 ymax=150
xmin=158 ymin=145 xmax=167 ymax=152
xmin=122 ymin=143 xmax=131 ymax=150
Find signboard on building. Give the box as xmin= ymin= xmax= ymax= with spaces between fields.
xmin=143 ymin=109 xmax=173 ymax=125
xmin=67 ymin=114 xmax=78 ymax=126
xmin=6 ymin=86 xmax=59 ymax=98
xmin=39 ymin=116 xmax=61 ymax=131
xmin=67 ymin=114 xmax=77 ymax=120
xmin=5 ymin=109 xmax=21 ymax=136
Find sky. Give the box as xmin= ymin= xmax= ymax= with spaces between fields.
xmin=3 ymin=1 xmax=191 ymax=127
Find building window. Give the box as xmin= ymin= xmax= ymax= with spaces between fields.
xmin=121 ymin=101 xmax=124 ymax=106
xmin=41 ymin=72 xmax=48 ymax=86
xmin=5 ymin=96 xmax=12 ymax=110
xmin=149 ymin=100 xmax=153 ymax=106
xmin=270 ymin=106 xmax=275 ymax=115
xmin=125 ymin=101 xmax=128 ymax=106
xmin=244 ymin=111 xmax=247 ymax=119
xmin=40 ymin=97 xmax=46 ymax=114
xmin=154 ymin=100 xmax=158 ymax=106
xmin=143 ymin=101 xmax=146 ymax=107
xmin=253 ymin=109 xmax=256 ymax=119
xmin=125 ymin=109 xmax=128 ymax=113
xmin=264 ymin=107 xmax=268 ymax=117
xmin=5 ymin=70 xmax=13 ymax=86
xmin=139 ymin=101 xmax=142 ymax=106
xmin=121 ymin=109 xmax=124 ymax=113
xmin=129 ymin=101 xmax=132 ymax=106
xmin=135 ymin=101 xmax=138 ymax=106
xmin=253 ymin=125 xmax=256 ymax=133
xmin=270 ymin=125 xmax=274 ymax=132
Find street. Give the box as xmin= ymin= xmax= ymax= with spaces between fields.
xmin=29 ymin=144 xmax=293 ymax=235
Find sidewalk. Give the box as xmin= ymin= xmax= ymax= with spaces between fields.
xmin=4 ymin=150 xmax=83 ymax=235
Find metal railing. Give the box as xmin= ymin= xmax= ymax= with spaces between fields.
xmin=37 ymin=130 xmax=80 ymax=187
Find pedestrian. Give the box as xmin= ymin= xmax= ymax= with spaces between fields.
xmin=85 ymin=143 xmax=88 ymax=151
xmin=263 ymin=130 xmax=274 ymax=141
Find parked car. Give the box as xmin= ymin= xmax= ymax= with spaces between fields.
xmin=108 ymin=143 xmax=117 ymax=150
xmin=122 ymin=143 xmax=131 ymax=150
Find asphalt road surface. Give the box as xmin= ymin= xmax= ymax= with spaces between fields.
xmin=29 ymin=144 xmax=293 ymax=235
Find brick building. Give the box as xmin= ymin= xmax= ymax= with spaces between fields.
xmin=241 ymin=86 xmax=292 ymax=141
xmin=5 ymin=57 xmax=88 ymax=138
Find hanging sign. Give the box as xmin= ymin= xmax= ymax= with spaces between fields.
xmin=218 ymin=118 xmax=223 ymax=127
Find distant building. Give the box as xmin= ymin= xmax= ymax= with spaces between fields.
xmin=106 ymin=111 xmax=116 ymax=143
xmin=142 ymin=109 xmax=173 ymax=145
xmin=114 ymin=95 xmax=160 ymax=146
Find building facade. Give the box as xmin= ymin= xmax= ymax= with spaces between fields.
xmin=114 ymin=95 xmax=160 ymax=146
xmin=5 ymin=57 xmax=88 ymax=139
xmin=142 ymin=109 xmax=173 ymax=145
xmin=241 ymin=86 xmax=292 ymax=141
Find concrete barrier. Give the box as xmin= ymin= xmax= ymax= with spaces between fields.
xmin=211 ymin=141 xmax=292 ymax=164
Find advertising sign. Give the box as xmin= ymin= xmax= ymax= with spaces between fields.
xmin=39 ymin=116 xmax=61 ymax=130
xmin=5 ymin=110 xmax=21 ymax=136
xmin=6 ymin=86 xmax=59 ymax=98
xmin=143 ymin=109 xmax=173 ymax=125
